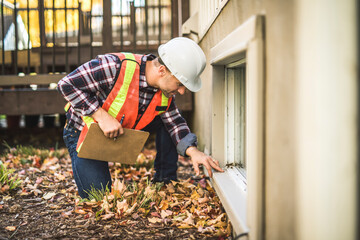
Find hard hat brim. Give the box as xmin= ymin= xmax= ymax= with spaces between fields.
xmin=184 ymin=76 xmax=202 ymax=92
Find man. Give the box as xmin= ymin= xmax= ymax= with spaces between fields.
xmin=57 ymin=37 xmax=223 ymax=198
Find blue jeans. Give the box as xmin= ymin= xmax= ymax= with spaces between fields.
xmin=63 ymin=116 xmax=178 ymax=198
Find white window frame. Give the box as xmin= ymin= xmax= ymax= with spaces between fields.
xmin=209 ymin=15 xmax=265 ymax=238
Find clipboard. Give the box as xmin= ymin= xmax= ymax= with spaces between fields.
xmin=77 ymin=123 xmax=150 ymax=164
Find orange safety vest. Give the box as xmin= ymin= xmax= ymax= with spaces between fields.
xmin=65 ymin=53 xmax=172 ymax=152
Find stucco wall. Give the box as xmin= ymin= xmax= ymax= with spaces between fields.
xmin=194 ymin=0 xmax=297 ymax=239
xmin=263 ymin=0 xmax=297 ymax=239
xmin=191 ymin=0 xmax=357 ymax=239
xmin=194 ymin=0 xmax=263 ymax=152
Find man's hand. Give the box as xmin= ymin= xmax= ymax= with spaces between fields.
xmin=185 ymin=146 xmax=224 ymax=178
xmin=91 ymin=108 xmax=124 ymax=138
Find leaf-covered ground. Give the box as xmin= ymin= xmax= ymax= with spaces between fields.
xmin=0 ymin=134 xmax=232 ymax=239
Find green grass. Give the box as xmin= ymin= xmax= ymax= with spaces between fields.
xmin=0 ymin=162 xmax=22 ymax=192
xmin=2 ymin=141 xmax=68 ymax=163
xmin=83 ymin=184 xmax=110 ymax=202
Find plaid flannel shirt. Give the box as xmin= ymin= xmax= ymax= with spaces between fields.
xmin=57 ymin=54 xmax=197 ymax=156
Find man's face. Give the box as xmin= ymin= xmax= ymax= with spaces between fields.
xmin=159 ymin=72 xmax=186 ymax=98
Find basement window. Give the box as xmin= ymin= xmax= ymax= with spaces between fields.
xmin=210 ymin=15 xmax=264 ymax=237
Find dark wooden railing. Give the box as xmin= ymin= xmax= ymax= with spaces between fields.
xmin=0 ymin=0 xmax=191 ymax=116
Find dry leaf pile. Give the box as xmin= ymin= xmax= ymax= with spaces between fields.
xmin=0 ymin=144 xmax=232 ymax=239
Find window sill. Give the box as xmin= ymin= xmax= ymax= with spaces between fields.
xmin=205 ymin=167 xmax=249 ymax=236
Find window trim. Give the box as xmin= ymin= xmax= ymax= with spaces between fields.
xmin=209 ymin=15 xmax=265 ymax=238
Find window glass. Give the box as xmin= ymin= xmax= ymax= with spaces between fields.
xmin=226 ymin=60 xmax=246 ymax=169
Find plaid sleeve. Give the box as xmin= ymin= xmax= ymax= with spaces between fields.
xmin=57 ymin=54 xmax=120 ymax=116
xmin=161 ymin=99 xmax=198 ymax=156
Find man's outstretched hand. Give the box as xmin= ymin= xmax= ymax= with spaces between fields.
xmin=185 ymin=146 xmax=224 ymax=178
xmin=91 ymin=108 xmax=124 ymax=138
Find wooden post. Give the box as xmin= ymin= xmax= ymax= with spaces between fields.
xmin=102 ymin=0 xmax=112 ymax=53
xmin=38 ymin=0 xmax=46 ymax=73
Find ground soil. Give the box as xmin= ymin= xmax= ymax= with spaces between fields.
xmin=0 ymin=128 xmax=230 ymax=240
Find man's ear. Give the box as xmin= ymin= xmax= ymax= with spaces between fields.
xmin=159 ymin=65 xmax=166 ymax=76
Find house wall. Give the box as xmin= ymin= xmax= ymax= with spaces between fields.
xmin=263 ymin=1 xmax=297 ymax=239
xmin=192 ymin=0 xmax=262 ymax=152
xmin=295 ymin=0 xmax=357 ymax=239
xmin=188 ymin=0 xmax=357 ymax=239
xmin=192 ymin=0 xmax=297 ymax=238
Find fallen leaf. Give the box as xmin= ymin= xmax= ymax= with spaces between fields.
xmin=104 ymin=224 xmax=112 ymax=230
xmin=166 ymin=183 xmax=175 ymax=193
xmin=183 ymin=214 xmax=195 ymax=226
xmin=123 ymin=191 xmax=135 ymax=198
xmin=55 ymin=173 xmax=66 ymax=181
xmin=101 ymin=199 xmax=111 ymax=213
xmin=178 ymin=224 xmax=193 ymax=229
xmin=158 ymin=191 xmax=166 ymax=198
xmin=117 ymin=199 xmax=129 ymax=214
xmin=198 ymin=196 xmax=209 ymax=204
xmin=198 ymin=226 xmax=216 ymax=233
xmin=43 ymin=192 xmax=56 ymax=200
xmin=159 ymin=200 xmax=169 ymax=210
xmin=226 ymin=220 xmax=232 ymax=235
xmin=35 ymin=177 xmax=43 ymax=184
xmin=148 ymin=217 xmax=162 ymax=224
xmin=113 ymin=179 xmax=126 ymax=196
xmin=125 ymin=202 xmax=137 ymax=215
xmin=198 ymin=178 xmax=207 ymax=188
xmin=102 ymin=213 xmax=114 ymax=220
xmin=208 ymin=213 xmax=225 ymax=225
xmin=61 ymin=210 xmax=73 ymax=218
xmin=190 ymin=190 xmax=200 ymax=200
xmin=150 ymin=212 xmax=161 ymax=218
xmin=213 ymin=220 xmax=227 ymax=228
xmin=40 ymin=157 xmax=58 ymax=170
xmin=160 ymin=209 xmax=172 ymax=219
xmin=74 ymin=208 xmax=86 ymax=214
xmin=144 ymin=185 xmax=155 ymax=197
xmin=5 ymin=226 xmax=16 ymax=231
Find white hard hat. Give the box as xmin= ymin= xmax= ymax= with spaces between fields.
xmin=158 ymin=37 xmax=206 ymax=92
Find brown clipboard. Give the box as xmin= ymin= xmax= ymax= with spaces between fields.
xmin=77 ymin=123 xmax=150 ymax=164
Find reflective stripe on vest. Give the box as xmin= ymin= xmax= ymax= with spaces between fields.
xmin=76 ymin=116 xmax=95 ymax=152
xmin=106 ymin=53 xmax=137 ymax=119
xmin=64 ymin=102 xmax=71 ymax=112
xmin=158 ymin=93 xmax=169 ymax=115
xmin=75 ymin=53 xmax=172 ymax=153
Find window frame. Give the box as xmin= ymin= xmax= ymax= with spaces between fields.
xmin=209 ymin=15 xmax=265 ymax=238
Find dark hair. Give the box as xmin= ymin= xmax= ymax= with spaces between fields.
xmin=158 ymin=57 xmax=165 ymax=66
xmin=157 ymin=57 xmax=170 ymax=71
